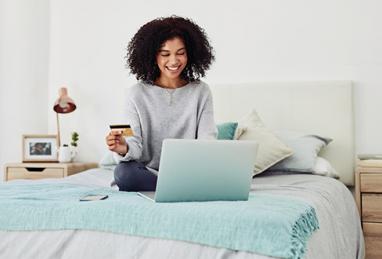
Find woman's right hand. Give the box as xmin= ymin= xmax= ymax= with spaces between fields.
xmin=105 ymin=131 xmax=128 ymax=156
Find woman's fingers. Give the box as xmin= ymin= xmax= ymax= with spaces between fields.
xmin=110 ymin=131 xmax=123 ymax=136
xmin=106 ymin=133 xmax=122 ymax=142
xmin=107 ymin=138 xmax=122 ymax=145
xmin=106 ymin=131 xmax=124 ymax=152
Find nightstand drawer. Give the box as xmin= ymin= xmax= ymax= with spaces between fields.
xmin=6 ymin=167 xmax=64 ymax=180
xmin=361 ymin=174 xmax=382 ymax=192
xmin=362 ymin=194 xmax=382 ymax=222
xmin=363 ymin=223 xmax=382 ymax=259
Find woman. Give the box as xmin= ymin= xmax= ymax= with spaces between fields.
xmin=106 ymin=16 xmax=217 ymax=192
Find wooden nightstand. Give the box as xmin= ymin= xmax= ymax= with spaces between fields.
xmin=4 ymin=162 xmax=98 ymax=181
xmin=355 ymin=159 xmax=382 ymax=259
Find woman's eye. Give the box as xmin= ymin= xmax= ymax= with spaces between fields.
xmin=177 ymin=52 xmax=185 ymax=55
xmin=161 ymin=54 xmax=170 ymax=57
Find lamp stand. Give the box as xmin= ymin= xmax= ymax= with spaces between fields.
xmin=56 ymin=112 xmax=61 ymax=147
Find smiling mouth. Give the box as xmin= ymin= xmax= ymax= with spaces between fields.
xmin=166 ymin=66 xmax=181 ymax=72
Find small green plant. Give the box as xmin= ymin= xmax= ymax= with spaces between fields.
xmin=71 ymin=132 xmax=79 ymax=147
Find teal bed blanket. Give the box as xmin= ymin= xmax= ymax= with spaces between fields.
xmin=0 ymin=183 xmax=319 ymax=259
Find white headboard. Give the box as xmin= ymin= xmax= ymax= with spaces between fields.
xmin=210 ymin=81 xmax=355 ymax=186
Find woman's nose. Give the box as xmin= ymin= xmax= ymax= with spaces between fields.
xmin=169 ymin=54 xmax=179 ymax=64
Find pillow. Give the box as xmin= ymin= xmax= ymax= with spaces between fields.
xmin=217 ymin=122 xmax=238 ymax=140
xmin=99 ymin=151 xmax=118 ymax=170
xmin=258 ymin=157 xmax=340 ymax=179
xmin=234 ymin=126 xmax=247 ymax=140
xmin=313 ymin=157 xmax=340 ymax=179
xmin=269 ymin=132 xmax=332 ymax=173
xmin=237 ymin=110 xmax=293 ymax=176
xmin=216 ymin=122 xmax=246 ymax=140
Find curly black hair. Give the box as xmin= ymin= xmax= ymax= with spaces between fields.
xmin=126 ymin=16 xmax=215 ymax=84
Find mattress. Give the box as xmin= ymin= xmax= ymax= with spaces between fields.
xmin=0 ymin=168 xmax=364 ymax=259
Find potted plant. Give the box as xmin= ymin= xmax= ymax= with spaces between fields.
xmin=71 ymin=132 xmax=79 ymax=148
xmin=70 ymin=131 xmax=79 ymax=161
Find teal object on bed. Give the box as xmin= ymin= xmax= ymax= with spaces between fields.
xmin=0 ymin=183 xmax=319 ymax=259
xmin=216 ymin=122 xmax=238 ymax=140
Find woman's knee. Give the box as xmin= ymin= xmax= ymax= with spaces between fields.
xmin=113 ymin=161 xmax=140 ymax=190
xmin=114 ymin=161 xmax=157 ymax=192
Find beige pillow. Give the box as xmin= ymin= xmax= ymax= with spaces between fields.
xmin=237 ymin=110 xmax=293 ymax=176
xmin=234 ymin=126 xmax=247 ymax=140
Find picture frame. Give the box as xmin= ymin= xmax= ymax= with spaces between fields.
xmin=22 ymin=134 xmax=58 ymax=162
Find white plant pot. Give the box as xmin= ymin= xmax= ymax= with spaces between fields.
xmin=58 ymin=146 xmax=77 ymax=163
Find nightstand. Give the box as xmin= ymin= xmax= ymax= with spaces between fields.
xmin=355 ymin=159 xmax=382 ymax=259
xmin=4 ymin=162 xmax=98 ymax=181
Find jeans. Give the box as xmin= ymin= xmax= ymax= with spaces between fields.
xmin=114 ymin=161 xmax=158 ymax=192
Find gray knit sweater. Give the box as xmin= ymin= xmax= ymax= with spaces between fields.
xmin=113 ymin=80 xmax=217 ymax=173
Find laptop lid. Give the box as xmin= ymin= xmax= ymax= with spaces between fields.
xmin=154 ymin=139 xmax=258 ymax=202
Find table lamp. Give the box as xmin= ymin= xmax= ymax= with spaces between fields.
xmin=53 ymin=87 xmax=76 ymax=147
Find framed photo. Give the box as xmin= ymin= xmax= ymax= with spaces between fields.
xmin=22 ymin=135 xmax=58 ymax=162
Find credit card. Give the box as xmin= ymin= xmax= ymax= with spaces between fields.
xmin=109 ymin=124 xmax=133 ymax=136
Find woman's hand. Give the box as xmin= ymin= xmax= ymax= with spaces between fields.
xmin=105 ymin=131 xmax=128 ymax=156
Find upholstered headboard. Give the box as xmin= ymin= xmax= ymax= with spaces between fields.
xmin=209 ymin=81 xmax=355 ymax=186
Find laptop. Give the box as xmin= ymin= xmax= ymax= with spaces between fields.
xmin=138 ymin=139 xmax=258 ymax=202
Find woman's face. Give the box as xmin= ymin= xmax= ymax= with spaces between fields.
xmin=156 ymin=37 xmax=188 ymax=82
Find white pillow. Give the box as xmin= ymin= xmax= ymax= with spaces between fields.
xmin=313 ymin=157 xmax=340 ymax=179
xmin=269 ymin=132 xmax=332 ymax=173
xmin=234 ymin=126 xmax=247 ymax=140
xmin=237 ymin=110 xmax=293 ymax=176
xmin=99 ymin=150 xmax=118 ymax=170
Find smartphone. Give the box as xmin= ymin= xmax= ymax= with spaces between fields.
xmin=79 ymin=195 xmax=109 ymax=201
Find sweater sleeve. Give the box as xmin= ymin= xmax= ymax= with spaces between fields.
xmin=113 ymin=93 xmax=143 ymax=163
xmin=196 ymin=86 xmax=218 ymax=140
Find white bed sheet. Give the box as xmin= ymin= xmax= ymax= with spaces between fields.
xmin=0 ymin=168 xmax=364 ymax=259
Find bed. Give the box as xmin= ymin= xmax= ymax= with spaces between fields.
xmin=0 ymin=81 xmax=364 ymax=259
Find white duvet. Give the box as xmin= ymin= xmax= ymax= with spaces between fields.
xmin=0 ymin=169 xmax=364 ymax=259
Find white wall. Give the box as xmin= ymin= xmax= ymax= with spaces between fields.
xmin=48 ymin=0 xmax=382 ymax=164
xmin=1 ymin=0 xmax=382 ymax=175
xmin=0 ymin=0 xmax=50 ymax=180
